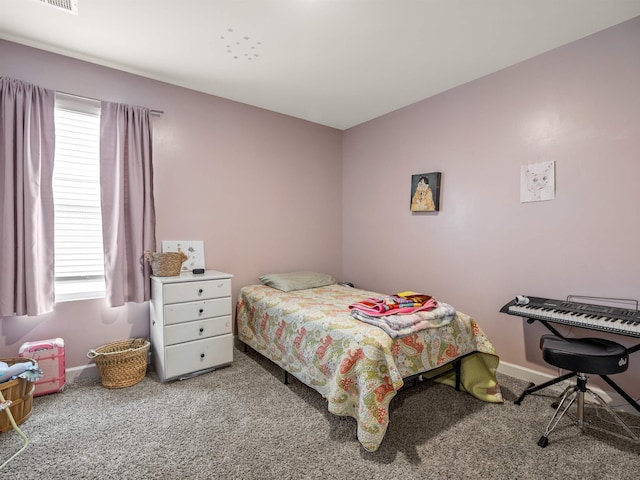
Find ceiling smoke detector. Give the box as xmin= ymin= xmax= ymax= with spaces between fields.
xmin=37 ymin=0 xmax=78 ymax=14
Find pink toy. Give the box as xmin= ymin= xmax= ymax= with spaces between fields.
xmin=18 ymin=338 xmax=66 ymax=396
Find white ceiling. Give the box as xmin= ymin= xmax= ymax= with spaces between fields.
xmin=1 ymin=1 xmax=640 ymax=130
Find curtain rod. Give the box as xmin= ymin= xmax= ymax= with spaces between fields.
xmin=57 ymin=90 xmax=164 ymax=116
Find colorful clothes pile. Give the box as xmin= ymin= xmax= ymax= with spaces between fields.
xmin=349 ymin=291 xmax=456 ymax=338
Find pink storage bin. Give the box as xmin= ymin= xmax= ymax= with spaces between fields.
xmin=18 ymin=338 xmax=66 ymax=396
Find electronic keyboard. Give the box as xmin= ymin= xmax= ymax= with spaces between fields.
xmin=500 ymin=296 xmax=640 ymax=338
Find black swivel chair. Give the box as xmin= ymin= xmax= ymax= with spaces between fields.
xmin=537 ymin=334 xmax=639 ymax=447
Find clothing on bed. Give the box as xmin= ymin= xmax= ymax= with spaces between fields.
xmin=236 ymin=283 xmax=502 ymax=452
xmin=348 ymin=292 xmax=437 ymax=316
xmin=350 ymin=302 xmax=456 ymax=338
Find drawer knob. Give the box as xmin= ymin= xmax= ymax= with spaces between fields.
xmin=200 ymin=353 xmax=205 ymax=359
xmin=198 ymin=289 xmax=204 ymax=295
xmin=199 ymin=327 xmax=204 ymax=333
xmin=198 ymin=308 xmax=204 ymax=315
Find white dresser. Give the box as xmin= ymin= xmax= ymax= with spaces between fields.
xmin=149 ymin=270 xmax=234 ymax=382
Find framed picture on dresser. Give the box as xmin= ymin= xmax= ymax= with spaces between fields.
xmin=161 ymin=240 xmax=205 ymax=272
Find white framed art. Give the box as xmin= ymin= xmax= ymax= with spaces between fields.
xmin=161 ymin=240 xmax=205 ymax=272
xmin=520 ymin=161 xmax=555 ymax=203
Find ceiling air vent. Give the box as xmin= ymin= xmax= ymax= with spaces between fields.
xmin=37 ymin=0 xmax=78 ymax=14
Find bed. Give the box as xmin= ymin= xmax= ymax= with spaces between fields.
xmin=236 ymin=281 xmax=502 ymax=452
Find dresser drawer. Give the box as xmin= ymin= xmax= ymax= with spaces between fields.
xmin=164 ymin=335 xmax=233 ymax=379
xmin=164 ymin=297 xmax=231 ymax=325
xmin=163 ymin=278 xmax=231 ymax=304
xmin=164 ymin=315 xmax=232 ymax=346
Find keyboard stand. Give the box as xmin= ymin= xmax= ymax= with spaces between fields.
xmin=514 ymin=318 xmax=640 ymax=414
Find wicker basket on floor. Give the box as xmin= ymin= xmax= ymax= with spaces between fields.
xmin=0 ymin=357 xmax=36 ymax=433
xmin=87 ymin=339 xmax=150 ymax=389
xmin=144 ymin=250 xmax=187 ymax=277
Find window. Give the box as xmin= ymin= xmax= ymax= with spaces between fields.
xmin=52 ymin=93 xmax=104 ymax=301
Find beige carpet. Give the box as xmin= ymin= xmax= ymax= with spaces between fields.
xmin=1 ymin=344 xmax=639 ymax=479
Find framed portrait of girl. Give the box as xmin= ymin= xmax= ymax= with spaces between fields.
xmin=410 ymin=172 xmax=441 ymax=212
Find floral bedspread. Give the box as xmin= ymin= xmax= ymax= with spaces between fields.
xmin=236 ymin=284 xmax=502 ymax=452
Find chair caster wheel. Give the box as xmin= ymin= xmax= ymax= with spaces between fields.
xmin=538 ymin=436 xmax=549 ymax=448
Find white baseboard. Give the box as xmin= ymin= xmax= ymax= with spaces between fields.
xmin=497 ymin=361 xmax=639 ymax=417
xmin=62 ymin=359 xmax=639 ymax=417
xmin=65 ymin=364 xmax=99 ymax=383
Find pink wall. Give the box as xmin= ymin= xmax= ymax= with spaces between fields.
xmin=1 ymin=16 xmax=639 ymax=401
xmin=343 ymin=17 xmax=640 ymax=398
xmin=0 ymin=40 xmax=343 ymax=370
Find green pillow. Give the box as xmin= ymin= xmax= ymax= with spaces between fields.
xmin=259 ymin=271 xmax=336 ymax=292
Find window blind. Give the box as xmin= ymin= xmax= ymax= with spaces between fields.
xmin=53 ymin=93 xmax=105 ymax=301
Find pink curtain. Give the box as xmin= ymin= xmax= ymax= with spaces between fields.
xmin=100 ymin=102 xmax=156 ymax=307
xmin=0 ymin=77 xmax=56 ymax=316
